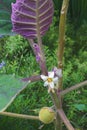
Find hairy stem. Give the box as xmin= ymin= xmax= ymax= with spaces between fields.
xmin=54 ymin=117 xmax=62 ymax=130
xmin=55 ymin=0 xmax=69 ymax=130
xmin=28 ymin=39 xmax=47 ymax=75
xmin=0 ymin=111 xmax=39 ymax=120
xmin=57 ymin=109 xmax=75 ymax=130
xmin=28 ymin=39 xmax=35 ymax=52
xmin=50 ymin=91 xmax=62 ymax=130
xmin=58 ymin=0 xmax=69 ymax=90
xmin=61 ymin=80 xmax=87 ymax=96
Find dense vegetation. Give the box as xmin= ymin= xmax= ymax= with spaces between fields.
xmin=0 ymin=1 xmax=87 ymax=130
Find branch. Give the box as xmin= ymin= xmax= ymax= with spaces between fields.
xmin=0 ymin=111 xmax=39 ymax=120
xmin=50 ymin=91 xmax=62 ymax=130
xmin=57 ymin=109 xmax=75 ymax=130
xmin=55 ymin=0 xmax=69 ymax=129
xmin=22 ymin=75 xmax=41 ymax=82
xmin=61 ymin=80 xmax=87 ymax=96
xmin=58 ymin=0 xmax=69 ymax=89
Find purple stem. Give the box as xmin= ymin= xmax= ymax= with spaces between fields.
xmin=57 ymin=109 xmax=75 ymax=130
xmin=22 ymin=75 xmax=41 ymax=82
xmin=28 ymin=39 xmax=48 ymax=75
xmin=61 ymin=80 xmax=87 ymax=96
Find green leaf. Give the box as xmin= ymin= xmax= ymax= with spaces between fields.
xmin=74 ymin=104 xmax=87 ymax=111
xmin=0 ymin=0 xmax=15 ymax=36
xmin=0 ymin=74 xmax=29 ymax=112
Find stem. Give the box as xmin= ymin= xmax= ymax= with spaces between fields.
xmin=28 ymin=39 xmax=35 ymax=52
xmin=61 ymin=80 xmax=87 ymax=96
xmin=50 ymin=91 xmax=62 ymax=109
xmin=58 ymin=0 xmax=69 ymax=89
xmin=28 ymin=39 xmax=47 ymax=75
xmin=54 ymin=118 xmax=62 ymax=130
xmin=0 ymin=111 xmax=39 ymax=120
xmin=57 ymin=109 xmax=75 ymax=130
xmin=50 ymin=90 xmax=62 ymax=130
xmin=55 ymin=0 xmax=69 ymax=130
xmin=22 ymin=75 xmax=41 ymax=82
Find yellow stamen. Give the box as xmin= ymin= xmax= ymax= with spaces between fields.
xmin=47 ymin=78 xmax=53 ymax=82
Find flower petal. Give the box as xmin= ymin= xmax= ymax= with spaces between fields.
xmin=44 ymin=81 xmax=48 ymax=87
xmin=48 ymin=71 xmax=54 ymax=78
xmin=49 ymin=82 xmax=54 ymax=88
xmin=53 ymin=77 xmax=58 ymax=83
xmin=41 ymin=75 xmax=48 ymax=81
xmin=55 ymin=69 xmax=62 ymax=78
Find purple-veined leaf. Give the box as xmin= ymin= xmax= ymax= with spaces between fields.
xmin=11 ymin=0 xmax=54 ymax=39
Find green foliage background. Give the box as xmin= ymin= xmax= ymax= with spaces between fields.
xmin=0 ymin=1 xmax=87 ymax=130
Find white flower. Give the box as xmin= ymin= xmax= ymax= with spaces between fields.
xmin=41 ymin=71 xmax=58 ymax=88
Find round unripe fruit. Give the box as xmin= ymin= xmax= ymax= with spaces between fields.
xmin=39 ymin=107 xmax=55 ymax=124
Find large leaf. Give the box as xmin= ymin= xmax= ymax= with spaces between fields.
xmin=0 ymin=0 xmax=15 ymax=36
xmin=11 ymin=0 xmax=54 ymax=39
xmin=0 ymin=74 xmax=29 ymax=112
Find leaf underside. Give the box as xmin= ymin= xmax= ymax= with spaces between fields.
xmin=0 ymin=74 xmax=28 ymax=112
xmin=11 ymin=0 xmax=54 ymax=39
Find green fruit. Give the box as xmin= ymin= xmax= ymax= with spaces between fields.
xmin=39 ymin=107 xmax=55 ymax=124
